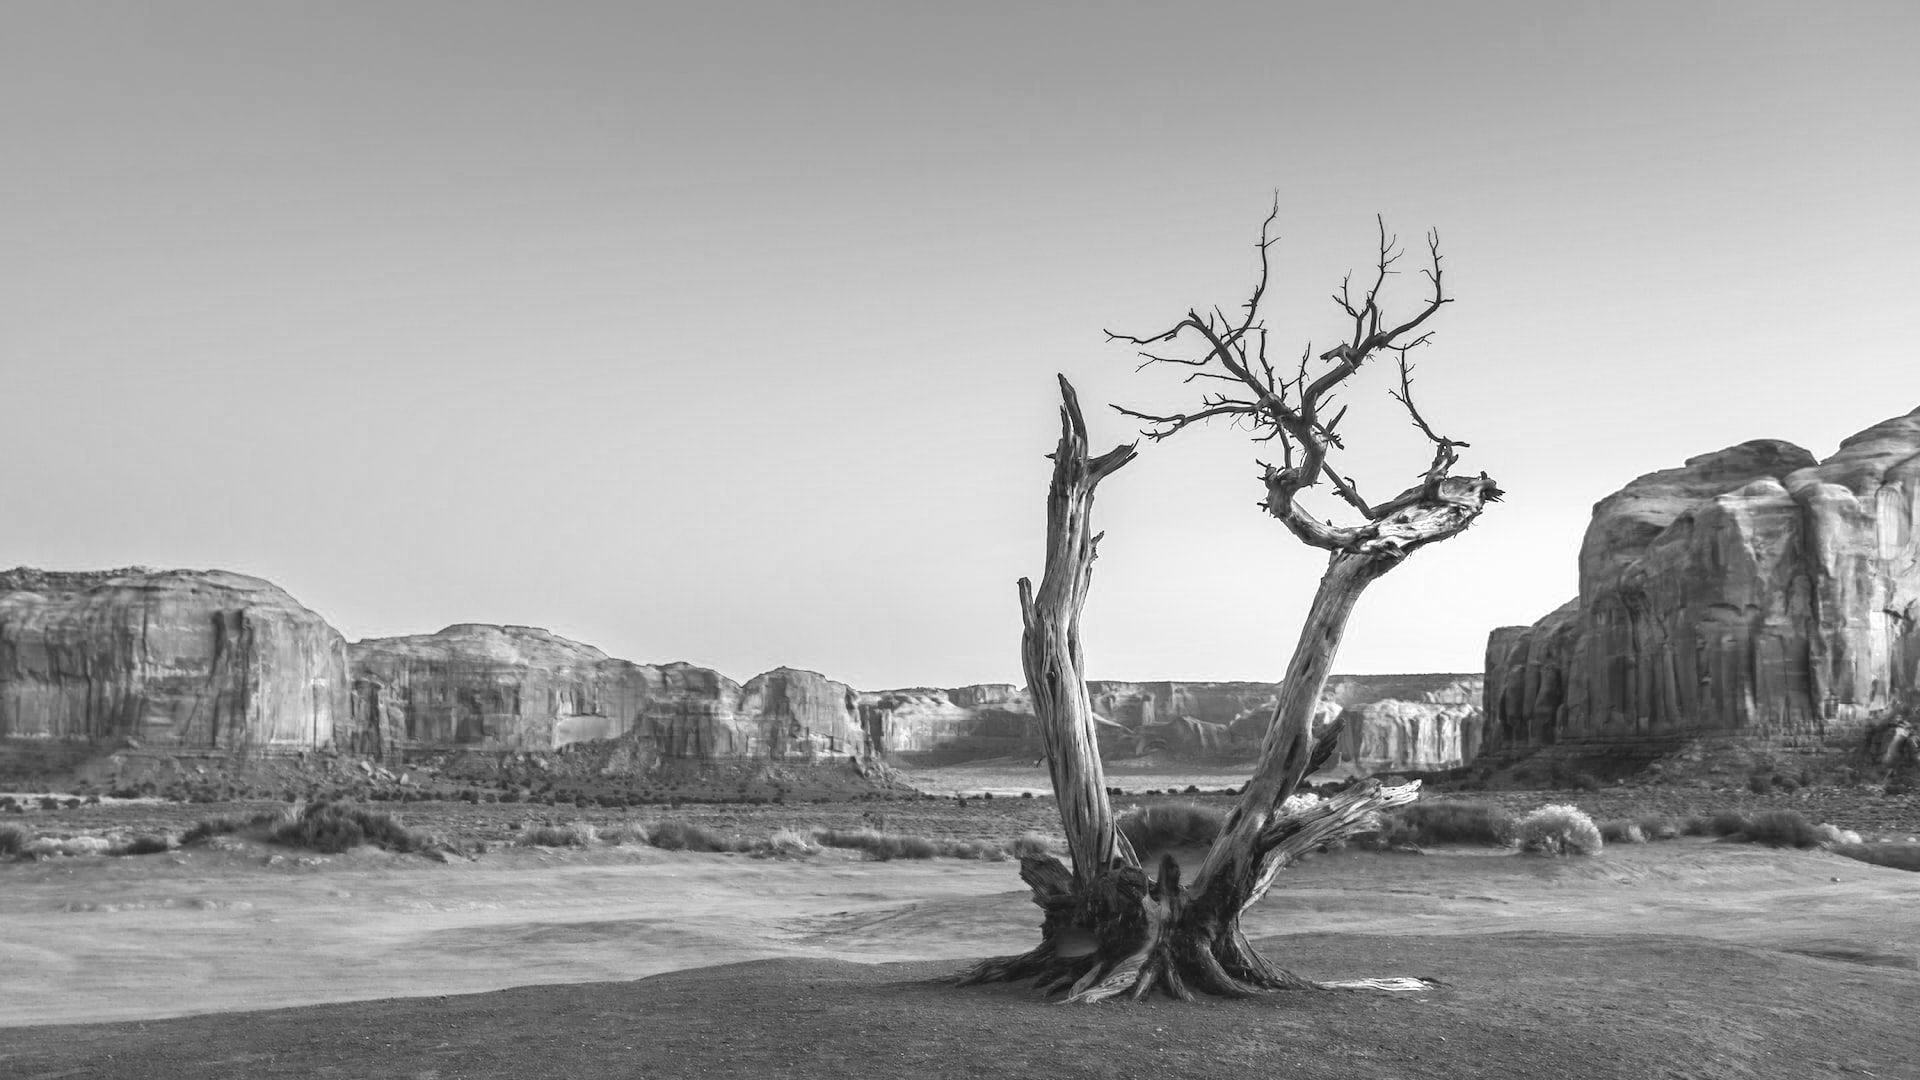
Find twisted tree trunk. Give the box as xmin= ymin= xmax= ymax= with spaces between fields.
xmin=958 ymin=378 xmax=1425 ymax=1003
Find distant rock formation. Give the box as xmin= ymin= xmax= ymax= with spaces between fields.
xmin=1486 ymin=408 xmax=1920 ymax=754
xmin=857 ymin=674 xmax=1486 ymax=770
xmin=348 ymin=625 xmax=867 ymax=762
xmin=0 ymin=568 xmax=348 ymax=751
xmin=0 ymin=567 xmax=1485 ymax=774
xmin=348 ymin=624 xmax=656 ymax=755
xmin=1324 ymin=675 xmax=1483 ymax=771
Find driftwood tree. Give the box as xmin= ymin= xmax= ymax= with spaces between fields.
xmin=961 ymin=209 xmax=1501 ymax=1003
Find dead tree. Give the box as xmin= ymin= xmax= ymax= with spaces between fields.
xmin=960 ymin=209 xmax=1500 ymax=1003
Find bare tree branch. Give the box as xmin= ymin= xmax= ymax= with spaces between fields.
xmin=1110 ymin=207 xmax=1484 ymax=547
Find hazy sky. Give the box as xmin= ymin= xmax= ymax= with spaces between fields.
xmin=4 ymin=3 xmax=1917 ymax=688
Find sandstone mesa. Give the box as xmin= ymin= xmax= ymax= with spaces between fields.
xmin=0 ymin=569 xmax=1479 ymax=781
xmin=1486 ymin=406 xmax=1920 ymax=759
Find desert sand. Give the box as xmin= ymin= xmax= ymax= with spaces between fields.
xmin=5 ymin=787 xmax=1920 ymax=1079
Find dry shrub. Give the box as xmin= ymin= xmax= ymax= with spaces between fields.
xmin=1515 ymin=804 xmax=1603 ymax=856
xmin=1815 ymin=823 xmax=1863 ymax=846
xmin=0 ymin=823 xmax=28 ymax=856
xmin=1117 ymin=802 xmax=1225 ymax=854
xmin=1279 ymin=792 xmax=1325 ymax=816
xmin=1010 ymin=832 xmax=1057 ymax=860
xmin=646 ymin=820 xmax=750 ymax=853
xmin=811 ymin=827 xmax=938 ymax=861
xmin=936 ymin=839 xmax=1006 ymax=860
xmin=1636 ymin=815 xmax=1681 ymax=840
xmin=1741 ymin=810 xmax=1821 ymax=848
xmin=109 ymin=834 xmax=173 ymax=856
xmin=1708 ymin=810 xmax=1750 ymax=837
xmin=517 ymin=823 xmax=597 ymax=848
xmin=754 ymin=828 xmax=820 ymax=859
xmin=1599 ymin=820 xmax=1647 ymax=844
xmin=181 ymin=811 xmax=272 ymax=847
xmin=1832 ymin=843 xmax=1920 ymax=872
xmin=1382 ymin=801 xmax=1515 ymax=848
xmin=269 ymin=801 xmax=427 ymax=854
xmin=596 ymin=823 xmax=650 ymax=846
xmin=25 ymin=835 xmax=112 ymax=858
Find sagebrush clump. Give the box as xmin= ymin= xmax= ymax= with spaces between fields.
xmin=1117 ymin=802 xmax=1224 ymax=854
xmin=109 ymin=834 xmax=173 ymax=856
xmin=644 ymin=820 xmax=752 ymax=853
xmin=756 ymin=828 xmax=820 ymax=859
xmin=811 ymin=827 xmax=938 ymax=861
xmin=1515 ymin=804 xmax=1603 ymax=856
xmin=1741 ymin=810 xmax=1822 ymax=848
xmin=268 ymin=801 xmax=429 ymax=854
xmin=516 ymin=823 xmax=597 ymax=848
xmin=1832 ymin=842 xmax=1920 ymax=872
xmin=1010 ymin=832 xmax=1057 ymax=860
xmin=181 ymin=809 xmax=287 ymax=847
xmin=1636 ymin=814 xmax=1681 ymax=840
xmin=1381 ymin=801 xmax=1515 ymax=848
xmin=1599 ymin=819 xmax=1647 ymax=844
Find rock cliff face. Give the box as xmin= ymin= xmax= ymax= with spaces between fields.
xmin=348 ymin=625 xmax=870 ymax=762
xmin=0 ymin=567 xmax=1484 ymax=773
xmin=348 ymin=624 xmax=652 ymax=754
xmin=858 ymin=674 xmax=1486 ymax=770
xmin=0 ymin=568 xmax=348 ymax=752
xmin=1486 ymin=408 xmax=1920 ymax=754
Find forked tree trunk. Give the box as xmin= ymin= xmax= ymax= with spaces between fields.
xmin=959 ymin=378 xmax=1424 ymax=1003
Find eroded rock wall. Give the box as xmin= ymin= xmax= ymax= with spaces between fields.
xmin=858 ymin=674 xmax=1485 ymax=769
xmin=0 ymin=568 xmax=348 ymax=752
xmin=348 ymin=624 xmax=654 ymax=754
xmin=1486 ymin=409 xmax=1920 ymax=754
xmin=348 ymin=626 xmax=869 ymax=762
xmin=0 ymin=566 xmax=1485 ymax=773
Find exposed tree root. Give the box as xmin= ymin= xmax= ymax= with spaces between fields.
xmin=957 ymin=779 xmax=1428 ymax=1004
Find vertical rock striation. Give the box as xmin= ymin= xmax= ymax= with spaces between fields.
xmin=0 ymin=569 xmax=1487 ymax=773
xmin=0 ymin=568 xmax=348 ymax=752
xmin=858 ymin=675 xmax=1485 ymax=769
xmin=1486 ymin=408 xmax=1920 ymax=754
xmin=347 ymin=625 xmax=869 ymax=761
xmin=347 ymin=624 xmax=654 ymax=754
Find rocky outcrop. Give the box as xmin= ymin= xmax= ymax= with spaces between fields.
xmin=348 ymin=625 xmax=869 ymax=762
xmin=1338 ymin=699 xmax=1481 ymax=771
xmin=348 ymin=624 xmax=654 ymax=754
xmin=856 ymin=684 xmax=1048 ymax=760
xmin=1486 ymin=408 xmax=1920 ymax=754
xmin=0 ymin=566 xmax=1485 ymax=774
xmin=858 ymin=675 xmax=1485 ymax=769
xmin=0 ymin=568 xmax=348 ymax=751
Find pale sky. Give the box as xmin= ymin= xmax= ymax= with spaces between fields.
xmin=3 ymin=2 xmax=1917 ymax=689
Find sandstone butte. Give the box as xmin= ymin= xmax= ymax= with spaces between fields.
xmin=1485 ymin=406 xmax=1920 ymax=757
xmin=0 ymin=569 xmax=1481 ymax=775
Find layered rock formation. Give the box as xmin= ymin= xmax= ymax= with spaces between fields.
xmin=1326 ymin=675 xmax=1482 ymax=771
xmin=856 ymin=684 xmax=1049 ymax=760
xmin=348 ymin=624 xmax=654 ymax=755
xmin=348 ymin=624 xmax=868 ymax=762
xmin=1486 ymin=408 xmax=1920 ymax=754
xmin=0 ymin=568 xmax=348 ymax=752
xmin=858 ymin=674 xmax=1486 ymax=770
xmin=0 ymin=567 xmax=1485 ymax=774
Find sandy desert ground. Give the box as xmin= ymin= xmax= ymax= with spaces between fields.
xmin=4 ymin=776 xmax=1920 ymax=1079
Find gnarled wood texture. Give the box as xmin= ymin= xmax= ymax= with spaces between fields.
xmin=965 ymin=209 xmax=1498 ymax=1004
xmin=1019 ymin=375 xmax=1139 ymax=884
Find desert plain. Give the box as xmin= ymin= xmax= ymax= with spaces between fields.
xmin=4 ymin=763 xmax=1920 ymax=1080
